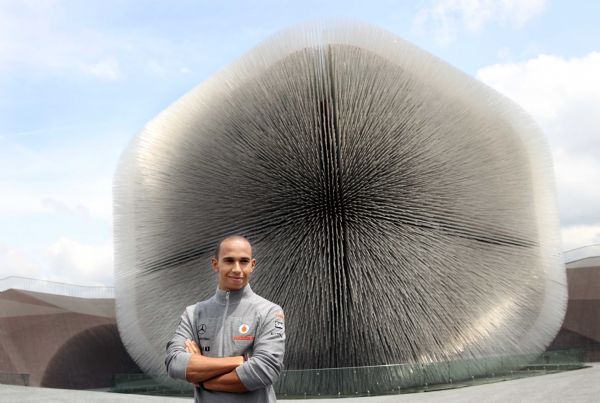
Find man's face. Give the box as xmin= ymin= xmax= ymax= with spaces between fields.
xmin=211 ymin=238 xmax=256 ymax=291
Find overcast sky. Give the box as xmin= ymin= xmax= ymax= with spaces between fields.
xmin=1 ymin=0 xmax=599 ymax=286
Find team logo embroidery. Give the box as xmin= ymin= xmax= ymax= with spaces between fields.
xmin=274 ymin=321 xmax=284 ymax=329
xmin=198 ymin=323 xmax=207 ymax=335
xmin=233 ymin=323 xmax=254 ymax=340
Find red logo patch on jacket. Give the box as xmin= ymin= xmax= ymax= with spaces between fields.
xmin=233 ymin=335 xmax=255 ymax=341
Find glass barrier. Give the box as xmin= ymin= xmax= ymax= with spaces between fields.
xmin=103 ymin=349 xmax=584 ymax=398
xmin=0 ymin=372 xmax=29 ymax=386
xmin=272 ymin=351 xmax=580 ymax=398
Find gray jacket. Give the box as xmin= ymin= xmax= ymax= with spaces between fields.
xmin=165 ymin=285 xmax=285 ymax=402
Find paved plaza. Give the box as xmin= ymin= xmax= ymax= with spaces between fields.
xmin=1 ymin=364 xmax=598 ymax=403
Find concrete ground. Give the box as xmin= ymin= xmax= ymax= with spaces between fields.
xmin=1 ymin=364 xmax=598 ymax=402
xmin=0 ymin=385 xmax=187 ymax=402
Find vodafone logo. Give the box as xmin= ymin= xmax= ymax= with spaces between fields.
xmin=239 ymin=324 xmax=250 ymax=334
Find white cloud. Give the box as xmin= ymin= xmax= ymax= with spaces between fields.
xmin=414 ymin=0 xmax=547 ymax=43
xmin=0 ymin=138 xmax=115 ymax=221
xmin=45 ymin=237 xmax=114 ymax=286
xmin=0 ymin=243 xmax=42 ymax=279
xmin=0 ymin=2 xmax=122 ymax=78
xmin=80 ymin=57 xmax=121 ymax=80
xmin=553 ymin=149 xmax=600 ymax=228
xmin=0 ymin=132 xmax=118 ymax=288
xmin=477 ymin=52 xmax=600 ymax=162
xmin=41 ymin=198 xmax=91 ymax=219
xmin=0 ymin=1 xmax=89 ymax=74
xmin=0 ymin=237 xmax=114 ymax=287
xmin=476 ymin=51 xmax=600 ymax=249
xmin=477 ymin=53 xmax=600 ymax=116
xmin=0 ymin=2 xmax=208 ymax=79
xmin=0 ymin=181 xmax=112 ymax=221
xmin=561 ymin=225 xmax=600 ymax=251
xmin=0 ymin=186 xmax=45 ymax=215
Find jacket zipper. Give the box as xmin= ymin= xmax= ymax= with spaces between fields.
xmin=219 ymin=291 xmax=230 ymax=357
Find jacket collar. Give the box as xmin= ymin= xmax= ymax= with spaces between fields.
xmin=213 ymin=284 xmax=254 ymax=305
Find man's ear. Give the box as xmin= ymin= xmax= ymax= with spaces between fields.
xmin=211 ymin=258 xmax=219 ymax=272
xmin=251 ymin=258 xmax=256 ymax=271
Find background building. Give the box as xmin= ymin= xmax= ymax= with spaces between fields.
xmin=549 ymin=245 xmax=600 ymax=361
xmin=0 ymin=277 xmax=140 ymax=389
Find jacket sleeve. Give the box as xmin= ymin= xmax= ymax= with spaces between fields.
xmin=235 ymin=305 xmax=285 ymax=390
xmin=164 ymin=306 xmax=194 ymax=381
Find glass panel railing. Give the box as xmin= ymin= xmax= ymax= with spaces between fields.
xmin=102 ymin=349 xmax=584 ymax=399
xmin=109 ymin=374 xmax=192 ymax=396
xmin=0 ymin=372 xmax=29 ymax=386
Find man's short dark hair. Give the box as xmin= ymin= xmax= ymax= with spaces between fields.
xmin=214 ymin=235 xmax=252 ymax=259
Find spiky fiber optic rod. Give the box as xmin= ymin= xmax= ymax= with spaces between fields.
xmin=114 ymin=21 xmax=566 ymax=385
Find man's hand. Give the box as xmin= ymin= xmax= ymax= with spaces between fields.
xmin=184 ymin=339 xmax=247 ymax=392
xmin=184 ymin=339 xmax=244 ymax=384
xmin=185 ymin=339 xmax=201 ymax=355
xmin=203 ymin=369 xmax=248 ymax=393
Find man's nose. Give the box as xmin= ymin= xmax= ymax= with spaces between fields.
xmin=232 ymin=262 xmax=242 ymax=272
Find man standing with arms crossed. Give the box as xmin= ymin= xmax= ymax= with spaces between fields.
xmin=165 ymin=235 xmax=285 ymax=402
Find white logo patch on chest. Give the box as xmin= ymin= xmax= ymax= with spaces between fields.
xmin=239 ymin=323 xmax=250 ymax=334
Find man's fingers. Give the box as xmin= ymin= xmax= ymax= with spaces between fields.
xmin=189 ymin=340 xmax=200 ymax=353
xmin=185 ymin=339 xmax=200 ymax=354
xmin=185 ymin=339 xmax=194 ymax=353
